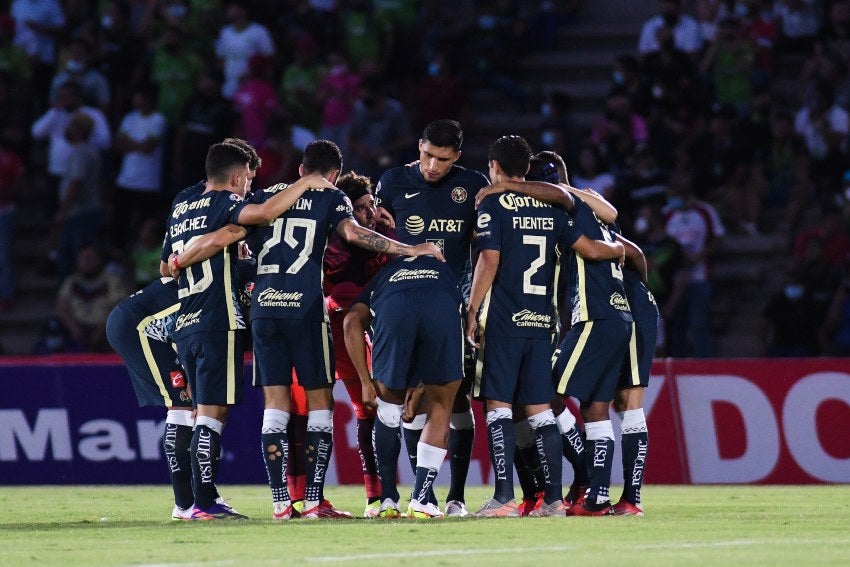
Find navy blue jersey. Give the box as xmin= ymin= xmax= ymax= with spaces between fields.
xmin=609 ymin=223 xmax=659 ymax=324
xmin=561 ymin=199 xmax=632 ymax=325
xmin=356 ymin=255 xmax=462 ymax=309
xmin=249 ymin=183 xmax=353 ymax=321
xmin=375 ymin=163 xmax=488 ymax=282
xmin=476 ymin=192 xmax=581 ymax=338
xmin=163 ymin=188 xmax=247 ymax=338
xmin=113 ymin=277 xmax=180 ymax=343
xmin=160 ymin=181 xmax=205 ymax=263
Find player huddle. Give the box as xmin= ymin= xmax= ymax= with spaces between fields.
xmin=107 ymin=119 xmax=656 ymax=521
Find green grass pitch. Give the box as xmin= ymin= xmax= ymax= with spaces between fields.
xmin=1 ymin=485 xmax=848 ymax=566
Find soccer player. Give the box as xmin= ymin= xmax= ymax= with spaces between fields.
xmin=344 ymin=254 xmax=464 ymax=519
xmin=323 ymin=171 xmax=393 ymax=517
xmin=374 ymin=119 xmax=488 ymax=517
xmin=170 ymin=140 xmax=442 ymax=520
xmin=518 ymin=150 xmax=657 ymax=515
xmin=161 ymin=142 xmax=335 ymax=519
xmin=474 ymin=151 xmax=621 ymax=509
xmin=467 ymin=136 xmax=626 ymax=517
xmin=105 ymin=277 xmax=199 ymax=519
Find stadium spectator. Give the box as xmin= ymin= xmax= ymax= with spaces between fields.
xmin=571 ymin=143 xmax=616 ymax=200
xmin=232 ymin=54 xmax=278 ymax=151
xmin=54 ymin=111 xmax=102 ymax=282
xmin=150 ymin=25 xmax=204 ymax=127
xmin=759 ymin=269 xmax=821 ymax=356
xmin=215 ymin=1 xmax=275 ymax=99
xmin=774 ymin=0 xmax=821 ymax=55
xmin=347 ymin=78 xmax=413 ymax=180
xmin=638 ymin=0 xmax=703 ymax=59
xmin=700 ymin=16 xmax=755 ymax=114
xmin=591 ymin=88 xmax=649 ymax=174
xmin=538 ymin=90 xmax=580 ymax=172
xmin=278 ymin=34 xmax=325 ymax=132
xmin=49 ymin=38 xmax=110 ymax=112
xmin=55 ymin=245 xmax=127 ymax=352
xmin=31 ymin=80 xmax=111 ymax=214
xmin=131 ymin=217 xmax=166 ymax=288
xmin=819 ymin=266 xmax=850 ymax=354
xmin=112 ymin=84 xmax=167 ymax=249
xmin=0 ymin=137 xmax=24 ymax=312
xmin=170 ymin=68 xmax=235 ymax=193
xmin=10 ymin=0 xmax=66 ymax=111
xmin=414 ymin=51 xmax=467 ymax=132
xmin=664 ymin=180 xmax=725 ymax=357
xmin=317 ymin=50 xmax=361 ymax=160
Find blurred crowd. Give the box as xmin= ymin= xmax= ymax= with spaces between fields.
xmin=4 ymin=0 xmax=850 ymax=359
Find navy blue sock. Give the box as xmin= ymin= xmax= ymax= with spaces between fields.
xmin=413 ymin=466 xmax=439 ymax=504
xmin=562 ymin=425 xmax=589 ymax=485
xmin=446 ymin=427 xmax=474 ymax=503
xmin=262 ymin=432 xmax=290 ymax=503
xmin=621 ymin=431 xmax=648 ymax=505
xmin=587 ymin=438 xmax=615 ymax=505
xmin=403 ymin=426 xmax=436 ymax=505
xmin=488 ymin=418 xmax=515 ymax=504
xmin=164 ymin=423 xmax=194 ymax=509
xmin=513 ymin=445 xmax=540 ymax=500
xmin=373 ymin=418 xmax=401 ymax=502
xmin=190 ymin=424 xmax=220 ymax=509
xmin=536 ymin=424 xmax=563 ymax=505
xmin=305 ymin=430 xmax=333 ymax=503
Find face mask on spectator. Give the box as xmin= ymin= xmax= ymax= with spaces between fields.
xmin=612 ymin=70 xmax=625 ymax=85
xmin=667 ymin=196 xmax=684 ymax=210
xmin=541 ymin=130 xmax=556 ymax=148
xmin=634 ymin=216 xmax=649 ymax=234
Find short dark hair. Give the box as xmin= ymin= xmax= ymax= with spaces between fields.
xmin=223 ymin=137 xmax=262 ymax=171
xmin=302 ymin=139 xmax=343 ymax=175
xmin=526 ymin=150 xmax=570 ymax=183
xmin=422 ymin=119 xmax=463 ymax=151
xmin=488 ymin=135 xmax=532 ymax=178
xmin=205 ymin=142 xmax=251 ymax=182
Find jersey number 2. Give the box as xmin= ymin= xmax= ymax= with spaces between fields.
xmin=522 ymin=235 xmax=547 ymax=296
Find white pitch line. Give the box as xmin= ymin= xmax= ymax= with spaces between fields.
xmin=305 ymin=546 xmax=575 ymax=564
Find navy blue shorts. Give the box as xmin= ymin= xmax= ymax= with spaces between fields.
xmin=619 ymin=315 xmax=658 ymax=389
xmin=552 ymin=319 xmax=632 ymax=402
xmin=106 ymin=306 xmax=191 ymax=408
xmin=176 ymin=329 xmax=245 ymax=406
xmin=474 ymin=335 xmax=555 ymax=406
xmin=371 ymin=289 xmax=464 ymax=391
xmin=252 ymin=318 xmax=334 ymax=390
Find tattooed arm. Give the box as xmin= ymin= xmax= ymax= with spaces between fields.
xmin=336 ymin=218 xmax=445 ymax=260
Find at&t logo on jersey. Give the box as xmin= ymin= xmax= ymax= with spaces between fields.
xmin=405 ymin=215 xmax=426 ymax=235
xmin=511 ymin=309 xmax=553 ymax=328
xmin=256 ymin=287 xmax=304 ymax=308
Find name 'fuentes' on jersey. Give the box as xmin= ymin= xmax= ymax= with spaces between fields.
xmin=374 ymin=163 xmax=488 ymax=282
xmin=476 ymin=191 xmax=582 ymax=338
xmin=163 ymin=189 xmax=247 ymax=338
xmin=561 ymin=198 xmax=633 ymax=326
xmin=248 ymin=183 xmax=353 ymax=321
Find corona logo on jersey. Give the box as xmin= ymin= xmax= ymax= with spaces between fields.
xmin=256 ymin=287 xmax=304 ymax=308
xmin=405 ymin=215 xmax=426 ymax=235
xmin=609 ymin=293 xmax=630 ymax=311
xmin=510 ymin=309 xmax=552 ymax=328
xmin=498 ymin=193 xmax=551 ymax=211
